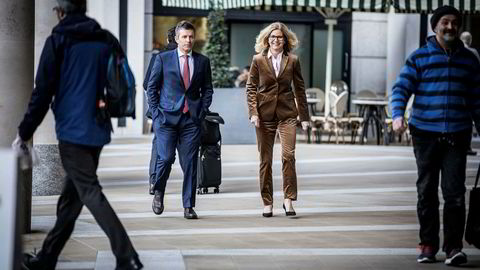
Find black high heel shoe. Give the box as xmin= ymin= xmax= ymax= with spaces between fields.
xmin=283 ymin=204 xmax=296 ymax=216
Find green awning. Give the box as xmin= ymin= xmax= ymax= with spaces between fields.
xmin=263 ymin=0 xmax=389 ymax=12
xmin=160 ymin=0 xmax=389 ymax=11
xmin=161 ymin=0 xmax=480 ymax=12
xmin=393 ymin=0 xmax=480 ymax=13
xmin=161 ymin=0 xmax=262 ymax=9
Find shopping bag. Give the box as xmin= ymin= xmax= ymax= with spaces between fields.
xmin=465 ymin=163 xmax=480 ymax=249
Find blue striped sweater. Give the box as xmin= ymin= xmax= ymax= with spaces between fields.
xmin=391 ymin=36 xmax=480 ymax=134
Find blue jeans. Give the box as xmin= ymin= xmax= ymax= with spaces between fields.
xmin=411 ymin=126 xmax=469 ymax=254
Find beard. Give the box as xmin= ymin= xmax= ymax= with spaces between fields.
xmin=442 ymin=31 xmax=457 ymax=45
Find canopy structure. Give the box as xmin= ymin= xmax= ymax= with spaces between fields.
xmin=160 ymin=0 xmax=390 ymax=11
xmin=160 ymin=0 xmax=480 ymax=18
xmin=393 ymin=0 xmax=480 ymax=13
xmin=262 ymin=0 xmax=389 ymax=12
xmin=160 ymin=0 xmax=262 ymax=9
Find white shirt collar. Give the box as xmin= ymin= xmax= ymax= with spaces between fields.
xmin=177 ymin=48 xmax=193 ymax=58
xmin=267 ymin=49 xmax=283 ymax=60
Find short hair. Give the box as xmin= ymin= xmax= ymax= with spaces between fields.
xmin=254 ymin=22 xmax=298 ymax=53
xmin=167 ymin=27 xmax=176 ymax=43
xmin=56 ymin=0 xmax=86 ymax=14
xmin=460 ymin=32 xmax=473 ymax=46
xmin=175 ymin=21 xmax=196 ymax=36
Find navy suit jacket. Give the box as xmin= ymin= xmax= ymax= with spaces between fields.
xmin=147 ymin=49 xmax=213 ymax=126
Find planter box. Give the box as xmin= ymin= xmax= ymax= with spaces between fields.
xmin=209 ymin=88 xmax=256 ymax=144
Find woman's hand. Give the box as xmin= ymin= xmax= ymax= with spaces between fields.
xmin=301 ymin=121 xmax=310 ymax=131
xmin=250 ymin=115 xmax=260 ymax=128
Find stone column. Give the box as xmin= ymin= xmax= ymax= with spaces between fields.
xmin=144 ymin=0 xmax=154 ymax=133
xmin=0 ymin=0 xmax=34 ymax=232
xmin=386 ymin=8 xmax=420 ymax=98
xmin=386 ymin=7 xmax=407 ymax=98
xmin=126 ymin=0 xmax=145 ymax=135
xmin=32 ymin=0 xmax=66 ymax=196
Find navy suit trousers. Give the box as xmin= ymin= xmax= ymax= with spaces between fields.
xmin=152 ymin=113 xmax=201 ymax=208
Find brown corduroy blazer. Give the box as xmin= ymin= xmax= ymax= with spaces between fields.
xmin=246 ymin=50 xmax=309 ymax=122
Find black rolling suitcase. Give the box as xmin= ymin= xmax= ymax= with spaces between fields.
xmin=197 ymin=112 xmax=224 ymax=194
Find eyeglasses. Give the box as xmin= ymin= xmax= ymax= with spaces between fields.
xmin=269 ymin=35 xmax=284 ymax=41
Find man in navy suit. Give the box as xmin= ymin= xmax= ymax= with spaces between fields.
xmin=147 ymin=20 xmax=213 ymax=219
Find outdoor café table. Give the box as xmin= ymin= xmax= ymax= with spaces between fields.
xmin=352 ymin=98 xmax=389 ymax=145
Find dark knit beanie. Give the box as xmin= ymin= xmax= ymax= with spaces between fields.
xmin=56 ymin=0 xmax=86 ymax=14
xmin=430 ymin=5 xmax=462 ymax=31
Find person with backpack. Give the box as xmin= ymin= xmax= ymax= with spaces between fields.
xmin=143 ymin=27 xmax=178 ymax=195
xmin=15 ymin=1 xmax=142 ymax=269
xmin=146 ymin=20 xmax=214 ymax=219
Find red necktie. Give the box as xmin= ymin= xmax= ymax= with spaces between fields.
xmin=182 ymin=55 xmax=189 ymax=113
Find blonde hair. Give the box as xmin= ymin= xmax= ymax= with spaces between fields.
xmin=254 ymin=22 xmax=298 ymax=53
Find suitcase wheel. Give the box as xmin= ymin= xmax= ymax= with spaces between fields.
xmin=197 ymin=187 xmax=209 ymax=195
xmin=214 ymin=187 xmax=220 ymax=194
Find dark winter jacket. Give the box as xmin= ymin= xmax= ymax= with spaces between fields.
xmin=391 ymin=35 xmax=480 ymax=134
xmin=18 ymin=14 xmax=119 ymax=146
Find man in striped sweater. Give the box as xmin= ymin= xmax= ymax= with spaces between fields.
xmin=391 ymin=5 xmax=480 ymax=266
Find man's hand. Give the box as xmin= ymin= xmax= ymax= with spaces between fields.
xmin=301 ymin=121 xmax=310 ymax=131
xmin=250 ymin=115 xmax=260 ymax=128
xmin=12 ymin=134 xmax=38 ymax=170
xmin=392 ymin=117 xmax=406 ymax=134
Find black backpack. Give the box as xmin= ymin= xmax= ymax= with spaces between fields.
xmin=53 ymin=30 xmax=136 ymax=121
xmin=102 ymin=46 xmax=136 ymax=118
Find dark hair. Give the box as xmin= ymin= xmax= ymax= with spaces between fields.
xmin=175 ymin=20 xmax=196 ymax=36
xmin=244 ymin=66 xmax=250 ymax=71
xmin=167 ymin=27 xmax=176 ymax=44
xmin=56 ymin=0 xmax=86 ymax=14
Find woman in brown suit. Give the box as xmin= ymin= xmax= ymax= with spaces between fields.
xmin=246 ymin=22 xmax=309 ymax=217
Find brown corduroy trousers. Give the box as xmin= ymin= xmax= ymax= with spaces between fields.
xmin=255 ymin=117 xmax=298 ymax=206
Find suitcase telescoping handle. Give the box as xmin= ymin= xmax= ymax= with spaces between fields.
xmin=475 ymin=163 xmax=480 ymax=189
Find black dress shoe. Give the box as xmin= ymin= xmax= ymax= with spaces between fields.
xmin=467 ymin=148 xmax=477 ymax=156
xmin=262 ymin=212 xmax=273 ymax=218
xmin=23 ymin=253 xmax=54 ymax=270
xmin=149 ymin=183 xmax=154 ymax=195
xmin=116 ymin=256 xmax=143 ymax=270
xmin=184 ymin=207 xmax=198 ymax=219
xmin=283 ymin=204 xmax=296 ymax=216
xmin=152 ymin=191 xmax=164 ymax=215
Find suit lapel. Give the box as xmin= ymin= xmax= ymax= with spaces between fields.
xmin=263 ymin=54 xmax=276 ymax=79
xmin=278 ymin=53 xmax=289 ymax=78
xmin=174 ymin=49 xmax=186 ymax=90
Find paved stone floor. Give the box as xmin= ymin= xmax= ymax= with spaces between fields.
xmin=23 ymin=136 xmax=480 ymax=269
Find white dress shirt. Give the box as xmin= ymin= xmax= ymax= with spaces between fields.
xmin=177 ymin=48 xmax=194 ymax=81
xmin=267 ymin=50 xmax=283 ymax=77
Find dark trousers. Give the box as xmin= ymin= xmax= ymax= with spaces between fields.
xmin=38 ymin=141 xmax=137 ymax=268
xmin=152 ymin=113 xmax=201 ymax=208
xmin=149 ymin=133 xmax=157 ymax=186
xmin=412 ymin=128 xmax=469 ymax=254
